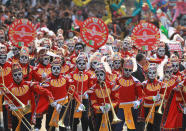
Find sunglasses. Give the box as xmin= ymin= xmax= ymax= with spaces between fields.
xmin=124 ymin=68 xmax=133 ymax=72
xmin=13 ymin=72 xmax=22 ymax=77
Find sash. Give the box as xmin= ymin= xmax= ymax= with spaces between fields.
xmin=49 ymin=97 xmax=68 ymax=127
xmin=119 ymin=103 xmax=135 ymax=129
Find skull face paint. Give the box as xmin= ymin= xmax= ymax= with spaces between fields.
xmin=13 ymin=72 xmax=23 ymax=83
xmin=112 ymin=46 xmax=119 ymax=52
xmin=0 ymin=55 xmax=7 ymax=65
xmin=19 ymin=55 xmax=29 ymax=64
xmin=75 ymin=44 xmax=84 ymax=54
xmin=41 ymin=56 xmax=50 ymax=66
xmin=123 ymin=68 xmax=133 ymax=77
xmin=51 ymin=65 xmax=61 ymax=76
xmin=122 ymin=40 xmax=129 ymax=50
xmin=96 ymin=71 xmax=106 ymax=82
xmin=113 ymin=60 xmax=121 ymax=70
xmin=68 ymin=45 xmax=75 ymax=53
xmin=77 ymin=59 xmax=86 ymax=71
xmin=12 ymin=47 xmax=20 ymax=55
xmin=157 ymin=47 xmax=165 ymax=57
xmin=57 ymin=40 xmax=64 ymax=48
xmin=91 ymin=61 xmax=99 ymax=70
xmin=172 ymin=62 xmax=179 ymax=73
xmin=148 ymin=70 xmax=157 ymax=80
xmin=164 ymin=68 xmax=173 ymax=80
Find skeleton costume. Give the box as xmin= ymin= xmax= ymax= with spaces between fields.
xmin=0 ymin=44 xmax=12 ymax=131
xmin=33 ymin=48 xmax=52 ymax=130
xmin=6 ymin=63 xmax=56 ymax=131
xmin=68 ymin=52 xmax=93 ymax=131
xmin=115 ymin=58 xmax=143 ymax=131
xmin=142 ymin=63 xmax=164 ymax=131
xmin=89 ymin=63 xmax=119 ymax=131
xmin=46 ymin=57 xmax=70 ymax=131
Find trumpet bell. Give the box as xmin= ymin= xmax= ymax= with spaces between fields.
xmin=112 ymin=118 xmax=122 ymax=124
xmin=157 ymin=109 xmax=163 ymax=114
xmin=58 ymin=120 xmax=65 ymax=127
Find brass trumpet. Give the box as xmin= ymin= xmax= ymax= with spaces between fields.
xmin=102 ymin=81 xmax=122 ymax=124
xmin=157 ymin=84 xmax=168 ymax=114
xmin=58 ymin=85 xmax=76 ymax=128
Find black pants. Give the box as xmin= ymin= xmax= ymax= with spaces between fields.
xmin=94 ymin=111 xmax=115 ymax=131
xmin=183 ymin=114 xmax=186 ymax=130
xmin=12 ymin=113 xmax=31 ymax=131
xmin=144 ymin=106 xmax=160 ymax=131
xmin=35 ymin=116 xmax=43 ymax=129
xmin=2 ymin=105 xmax=10 ymax=131
xmin=115 ymin=107 xmax=138 ymax=131
xmin=69 ymin=99 xmax=89 ymax=131
xmin=45 ymin=105 xmax=69 ymax=131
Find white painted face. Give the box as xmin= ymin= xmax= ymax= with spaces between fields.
xmin=12 ymin=47 xmax=20 ymax=55
xmin=113 ymin=60 xmax=121 ymax=70
xmin=77 ymin=59 xmax=86 ymax=71
xmin=157 ymin=47 xmax=165 ymax=57
xmin=164 ymin=68 xmax=173 ymax=80
xmin=19 ymin=55 xmax=29 ymax=64
xmin=0 ymin=54 xmax=7 ymax=65
xmin=148 ymin=70 xmax=157 ymax=80
xmin=91 ymin=61 xmax=99 ymax=70
xmin=172 ymin=62 xmax=179 ymax=73
xmin=41 ymin=56 xmax=50 ymax=66
xmin=112 ymin=45 xmax=119 ymax=52
xmin=13 ymin=72 xmax=23 ymax=83
xmin=68 ymin=45 xmax=75 ymax=53
xmin=108 ymin=60 xmax=114 ymax=70
xmin=57 ymin=40 xmax=64 ymax=48
xmin=123 ymin=68 xmax=133 ymax=77
xmin=75 ymin=44 xmax=84 ymax=54
xmin=51 ymin=65 xmax=61 ymax=76
xmin=96 ymin=71 xmax=105 ymax=81
xmin=122 ymin=40 xmax=129 ymax=49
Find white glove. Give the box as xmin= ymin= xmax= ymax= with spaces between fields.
xmin=51 ymin=101 xmax=58 ymax=107
xmin=42 ymin=72 xmax=47 ymax=79
xmin=9 ymin=104 xmax=18 ymax=111
xmin=184 ymin=107 xmax=186 ymax=114
xmin=100 ymin=104 xmax=111 ymax=113
xmin=153 ymin=94 xmax=160 ymax=102
xmin=77 ymin=104 xmax=85 ymax=112
xmin=56 ymin=104 xmax=62 ymax=113
xmin=133 ymin=100 xmax=140 ymax=109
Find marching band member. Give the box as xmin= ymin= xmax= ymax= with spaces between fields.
xmin=9 ymin=46 xmax=21 ymax=64
xmin=46 ymin=57 xmax=69 ymax=131
xmin=0 ymin=44 xmax=12 ymax=131
xmin=89 ymin=62 xmax=119 ymax=131
xmin=120 ymin=36 xmax=133 ymax=58
xmin=112 ymin=52 xmax=123 ymax=76
xmin=154 ymin=41 xmax=167 ymax=63
xmin=6 ymin=63 xmax=60 ymax=131
xmin=68 ymin=52 xmax=93 ymax=131
xmin=142 ymin=63 xmax=163 ymax=131
xmin=115 ymin=58 xmax=143 ymax=131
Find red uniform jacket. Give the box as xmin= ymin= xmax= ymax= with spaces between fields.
xmin=20 ymin=64 xmax=34 ymax=81
xmin=116 ymin=76 xmax=143 ymax=103
xmin=0 ymin=62 xmax=13 ymax=87
xmin=89 ymin=80 xmax=119 ymax=113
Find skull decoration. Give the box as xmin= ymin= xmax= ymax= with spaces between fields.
xmin=123 ymin=59 xmax=133 ymax=77
xmin=147 ymin=63 xmax=157 ymax=80
xmin=57 ymin=40 xmax=64 ymax=48
xmin=51 ymin=57 xmax=61 ymax=76
xmin=157 ymin=47 xmax=165 ymax=57
xmin=12 ymin=63 xmax=23 ymax=83
xmin=90 ymin=52 xmax=102 ymax=70
xmin=122 ymin=36 xmax=131 ymax=50
xmin=113 ymin=52 xmax=122 ymax=70
xmin=75 ymin=43 xmax=84 ymax=55
xmin=76 ymin=52 xmax=87 ymax=71
xmin=112 ymin=40 xmax=121 ymax=52
xmin=0 ymin=44 xmax=7 ymax=65
xmin=19 ymin=47 xmax=29 ymax=64
xmin=38 ymin=49 xmax=50 ymax=66
xmin=95 ymin=64 xmax=106 ymax=82
xmin=107 ymin=57 xmax=114 ymax=70
xmin=170 ymin=54 xmax=179 ymax=73
xmin=91 ymin=61 xmax=99 ymax=70
xmin=67 ymin=39 xmax=75 ymax=54
xmin=163 ymin=62 xmax=173 ymax=80
xmin=12 ymin=46 xmax=20 ymax=56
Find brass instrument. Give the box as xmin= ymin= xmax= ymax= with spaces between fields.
xmin=102 ymin=81 xmax=122 ymax=124
xmin=0 ymin=66 xmax=33 ymax=130
xmin=157 ymin=84 xmax=168 ymax=114
xmin=58 ymin=85 xmax=76 ymax=128
xmin=177 ymin=81 xmax=186 ymax=105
